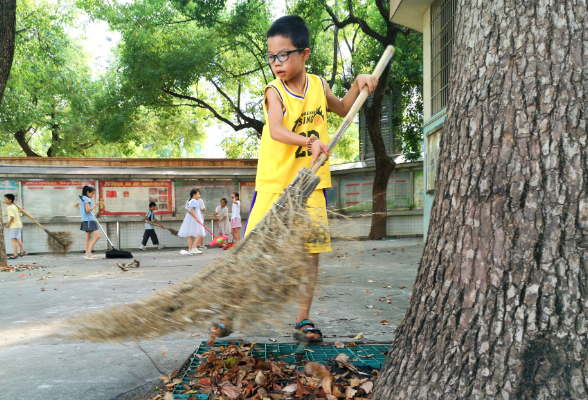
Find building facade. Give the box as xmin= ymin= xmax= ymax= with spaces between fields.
xmin=390 ymin=0 xmax=456 ymax=238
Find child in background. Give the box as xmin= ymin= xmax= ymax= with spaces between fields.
xmin=177 ymin=189 xmax=205 ymax=255
xmin=230 ymin=192 xmax=241 ymax=245
xmin=3 ymin=194 xmax=25 ymax=259
xmin=195 ymin=190 xmax=207 ymax=251
xmin=139 ymin=202 xmax=165 ymax=250
xmin=74 ymin=185 xmax=100 ymax=260
xmin=214 ymin=198 xmax=231 ymax=237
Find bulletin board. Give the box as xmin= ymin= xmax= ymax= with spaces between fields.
xmin=99 ymin=180 xmax=173 ymax=215
xmin=387 ymin=172 xmax=411 ymax=209
xmin=413 ymin=170 xmax=425 ymax=209
xmin=427 ymin=128 xmax=442 ymax=193
xmin=174 ymin=180 xmax=239 ymax=216
xmin=22 ymin=180 xmax=95 ymax=217
xmin=0 ymin=180 xmax=20 ymax=219
xmin=239 ymin=182 xmax=256 ymax=215
xmin=340 ymin=175 xmax=374 ymax=212
xmin=340 ymin=172 xmax=414 ymax=213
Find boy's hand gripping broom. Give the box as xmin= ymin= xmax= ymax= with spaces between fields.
xmin=14 ymin=205 xmax=73 ymax=253
xmin=62 ymin=45 xmax=395 ymax=342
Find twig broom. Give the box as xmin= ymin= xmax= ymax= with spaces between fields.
xmin=14 ymin=205 xmax=73 ymax=253
xmin=62 ymin=46 xmax=395 ymax=342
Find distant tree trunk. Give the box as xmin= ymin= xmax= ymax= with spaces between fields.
xmin=365 ymin=62 xmax=395 ymax=240
xmin=14 ymin=128 xmax=41 ymax=157
xmin=375 ymin=0 xmax=588 ymax=398
xmin=0 ymin=0 xmax=15 ymax=106
xmin=0 ymin=0 xmax=16 ymax=265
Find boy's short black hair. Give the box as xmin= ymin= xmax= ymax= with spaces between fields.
xmin=266 ymin=15 xmax=309 ymax=49
xmin=4 ymin=194 xmax=15 ymax=202
xmin=149 ymin=202 xmax=157 ymax=208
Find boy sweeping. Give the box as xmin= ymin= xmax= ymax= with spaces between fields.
xmin=3 ymin=194 xmax=26 ymax=259
xmin=139 ymin=202 xmax=165 ymax=250
xmin=211 ymin=15 xmax=377 ymax=342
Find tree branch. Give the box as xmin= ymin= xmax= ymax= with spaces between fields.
xmin=161 ymin=87 xmax=262 ymax=135
xmin=325 ymin=4 xmax=388 ymax=45
xmin=13 ymin=127 xmax=41 ymax=157
xmin=375 ymin=0 xmax=390 ymax=24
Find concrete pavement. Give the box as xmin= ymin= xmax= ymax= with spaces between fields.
xmin=0 ymin=238 xmax=423 ymax=400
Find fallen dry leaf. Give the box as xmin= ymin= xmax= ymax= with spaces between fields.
xmin=334 ymin=353 xmax=350 ymax=363
xmin=334 ymin=341 xmax=345 ymax=348
xmin=350 ymin=377 xmax=362 ymax=387
xmin=163 ymin=393 xmax=174 ymax=400
xmin=354 ymin=332 xmax=364 ymax=340
xmin=360 ymin=381 xmax=374 ymax=394
xmin=366 ymin=305 xmax=374 ymax=309
xmin=367 ymin=280 xmax=376 ymax=283
xmin=347 ymin=342 xmax=356 ymax=348
xmin=255 ymin=370 xmax=267 ymax=385
xmin=283 ymin=384 xmax=297 ymax=393
xmin=400 ymin=285 xmax=407 ymax=289
xmin=365 ymin=290 xmax=370 ymax=294
xmin=381 ymin=320 xmax=390 ymax=325
xmin=345 ymin=386 xmax=357 ymax=399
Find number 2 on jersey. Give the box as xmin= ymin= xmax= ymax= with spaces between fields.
xmin=294 ymin=130 xmax=319 ymax=159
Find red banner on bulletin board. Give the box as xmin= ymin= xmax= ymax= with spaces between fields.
xmin=99 ymin=180 xmax=173 ymax=215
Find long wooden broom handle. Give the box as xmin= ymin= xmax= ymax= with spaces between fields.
xmin=13 ymin=204 xmax=47 ymax=230
xmin=310 ymin=45 xmax=395 ymax=175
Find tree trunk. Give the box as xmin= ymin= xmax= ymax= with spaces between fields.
xmin=366 ymin=61 xmax=395 ymax=240
xmin=0 ymin=0 xmax=16 ymax=106
xmin=14 ymin=128 xmax=41 ymax=157
xmin=375 ymin=1 xmax=588 ymax=398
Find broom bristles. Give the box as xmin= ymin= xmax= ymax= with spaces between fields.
xmin=167 ymin=228 xmax=179 ymax=236
xmin=61 ymin=181 xmax=325 ymax=342
xmin=45 ymin=230 xmax=73 ymax=253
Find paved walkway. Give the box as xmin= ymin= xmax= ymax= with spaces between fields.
xmin=0 ymin=238 xmax=423 ymax=400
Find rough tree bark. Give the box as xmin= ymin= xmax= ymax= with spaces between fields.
xmin=0 ymin=0 xmax=16 ymax=266
xmin=0 ymin=0 xmax=16 ymax=106
xmin=365 ymin=62 xmax=396 ymax=240
xmin=375 ymin=0 xmax=588 ymax=398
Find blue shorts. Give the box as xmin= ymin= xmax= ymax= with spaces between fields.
xmin=10 ymin=228 xmax=22 ymax=240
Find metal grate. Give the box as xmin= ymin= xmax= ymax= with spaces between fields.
xmin=173 ymin=341 xmax=392 ymax=399
xmin=431 ymin=0 xmax=457 ymax=115
xmin=359 ymin=95 xmax=400 ymax=160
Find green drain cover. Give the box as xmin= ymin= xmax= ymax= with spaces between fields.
xmin=173 ymin=341 xmax=391 ymax=399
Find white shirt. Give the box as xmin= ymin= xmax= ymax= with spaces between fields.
xmin=231 ymin=200 xmax=241 ymax=220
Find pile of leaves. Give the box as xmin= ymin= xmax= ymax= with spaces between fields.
xmin=1 ymin=263 xmax=42 ymax=272
xmin=156 ymin=343 xmax=376 ymax=400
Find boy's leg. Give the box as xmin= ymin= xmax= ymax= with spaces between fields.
xmin=141 ymin=230 xmax=150 ymax=246
xmin=296 ymin=253 xmax=320 ymax=339
xmin=151 ymin=230 xmax=159 ymax=245
xmin=16 ymin=238 xmax=24 ymax=253
xmin=11 ymin=238 xmax=19 ymax=257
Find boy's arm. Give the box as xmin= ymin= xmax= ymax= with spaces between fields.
xmin=74 ymin=203 xmax=80 ymax=210
xmin=266 ymin=89 xmax=329 ymax=165
xmin=325 ymin=74 xmax=378 ymax=118
xmin=6 ymin=215 xmax=13 ymax=228
xmin=143 ymin=216 xmax=153 ymax=225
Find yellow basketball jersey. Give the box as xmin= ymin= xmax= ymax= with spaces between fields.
xmin=255 ymin=73 xmax=331 ymax=193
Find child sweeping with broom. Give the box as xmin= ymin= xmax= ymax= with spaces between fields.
xmin=74 ymin=186 xmax=101 ymax=260
xmin=177 ymin=189 xmax=205 ymax=255
xmin=211 ymin=15 xmax=378 ymax=342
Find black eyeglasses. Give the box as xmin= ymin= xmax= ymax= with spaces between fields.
xmin=263 ymin=48 xmax=304 ymax=64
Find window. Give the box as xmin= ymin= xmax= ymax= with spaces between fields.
xmin=431 ymin=0 xmax=457 ymax=115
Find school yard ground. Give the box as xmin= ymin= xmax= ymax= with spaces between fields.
xmin=0 ymin=238 xmax=422 ymax=400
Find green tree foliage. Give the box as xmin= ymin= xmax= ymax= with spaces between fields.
xmin=0 ymin=0 xmax=96 ymax=157
xmin=0 ymin=0 xmax=207 ymax=157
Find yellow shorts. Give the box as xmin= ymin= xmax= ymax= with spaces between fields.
xmin=244 ymin=189 xmax=332 ymax=253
